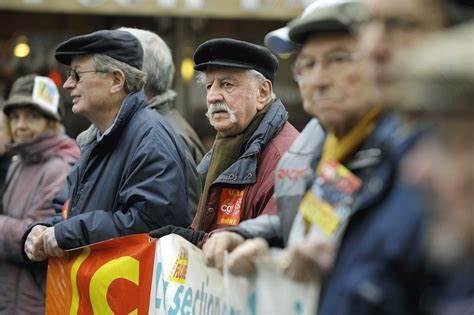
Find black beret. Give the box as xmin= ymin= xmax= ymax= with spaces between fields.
xmin=55 ymin=29 xmax=143 ymax=70
xmin=193 ymin=38 xmax=279 ymax=82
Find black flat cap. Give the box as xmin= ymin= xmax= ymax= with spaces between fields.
xmin=55 ymin=29 xmax=143 ymax=70
xmin=193 ymin=38 xmax=279 ymax=82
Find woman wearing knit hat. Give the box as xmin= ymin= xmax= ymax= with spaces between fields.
xmin=0 ymin=74 xmax=80 ymax=314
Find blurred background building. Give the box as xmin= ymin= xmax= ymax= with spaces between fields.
xmin=0 ymin=0 xmax=311 ymax=147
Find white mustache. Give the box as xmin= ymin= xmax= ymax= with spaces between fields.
xmin=206 ymin=102 xmax=229 ymax=115
xmin=205 ymin=102 xmax=238 ymax=125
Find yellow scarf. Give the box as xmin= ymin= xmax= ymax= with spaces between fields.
xmin=317 ymin=105 xmax=383 ymax=173
xmin=302 ymin=105 xmax=383 ymax=232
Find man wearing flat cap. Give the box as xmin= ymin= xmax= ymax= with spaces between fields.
xmin=23 ymin=29 xmax=192 ymax=260
xmin=150 ymin=38 xmax=299 ymax=246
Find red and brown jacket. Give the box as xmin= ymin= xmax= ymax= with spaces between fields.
xmin=191 ymin=99 xmax=299 ymax=235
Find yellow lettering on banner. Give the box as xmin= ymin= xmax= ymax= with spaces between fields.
xmin=89 ymin=256 xmax=140 ymax=315
xmin=70 ymin=247 xmax=91 ymax=315
xmin=169 ymin=247 xmax=189 ymax=284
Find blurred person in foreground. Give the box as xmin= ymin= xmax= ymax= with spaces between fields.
xmin=359 ymin=0 xmax=474 ymax=100
xmin=149 ymin=38 xmax=299 ymax=246
xmin=23 ymin=29 xmax=191 ymax=261
xmin=0 ymin=75 xmax=79 ymax=314
xmin=203 ymin=1 xmax=434 ymax=314
xmin=108 ymin=27 xmax=202 ymax=218
xmin=392 ymin=24 xmax=474 ymax=315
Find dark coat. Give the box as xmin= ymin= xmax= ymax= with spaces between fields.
xmin=0 ymin=152 xmax=11 ymax=212
xmin=434 ymin=263 xmax=474 ymax=315
xmin=231 ymin=113 xmax=432 ymax=314
xmin=53 ymin=91 xmax=191 ymax=250
xmin=148 ymin=90 xmax=206 ymax=165
xmin=148 ymin=91 xmax=204 ymax=217
xmin=191 ymin=99 xmax=299 ymax=234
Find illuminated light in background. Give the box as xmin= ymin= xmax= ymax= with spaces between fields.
xmin=181 ymin=58 xmax=195 ymax=82
xmin=184 ymin=0 xmax=203 ymax=9
xmin=14 ymin=42 xmax=30 ymax=58
xmin=240 ymin=0 xmax=260 ymax=10
xmin=14 ymin=36 xmax=30 ymax=58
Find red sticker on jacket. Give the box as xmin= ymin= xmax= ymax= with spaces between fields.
xmin=217 ymin=188 xmax=244 ymax=225
xmin=61 ymin=198 xmax=71 ymax=220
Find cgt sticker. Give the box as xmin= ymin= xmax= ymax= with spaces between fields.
xmin=217 ymin=188 xmax=244 ymax=225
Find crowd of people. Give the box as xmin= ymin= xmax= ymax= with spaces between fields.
xmin=0 ymin=0 xmax=472 ymax=314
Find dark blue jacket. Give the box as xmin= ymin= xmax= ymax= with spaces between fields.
xmin=316 ymin=114 xmax=430 ymax=315
xmin=54 ymin=91 xmax=191 ymax=249
xmin=231 ymin=113 xmax=431 ymax=314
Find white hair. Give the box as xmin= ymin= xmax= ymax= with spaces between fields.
xmin=119 ymin=27 xmax=175 ymax=97
xmin=92 ymin=54 xmax=147 ymax=93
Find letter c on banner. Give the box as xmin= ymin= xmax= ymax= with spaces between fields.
xmin=89 ymin=256 xmax=140 ymax=315
xmin=70 ymin=247 xmax=91 ymax=315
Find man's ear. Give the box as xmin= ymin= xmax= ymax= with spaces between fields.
xmin=256 ymin=80 xmax=273 ymax=110
xmin=110 ymin=69 xmax=126 ymax=94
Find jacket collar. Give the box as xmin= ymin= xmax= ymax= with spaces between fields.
xmin=147 ymin=89 xmax=177 ymax=114
xmin=76 ymin=90 xmax=147 ymax=149
xmin=345 ymin=112 xmax=407 ymax=215
xmin=307 ymin=112 xmax=400 ymax=170
xmin=198 ymin=98 xmax=288 ymax=185
xmin=300 ymin=112 xmax=405 ymax=217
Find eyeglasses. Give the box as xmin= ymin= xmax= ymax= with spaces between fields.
xmin=292 ymin=51 xmax=361 ymax=83
xmin=66 ymin=68 xmax=107 ymax=83
xmin=355 ymin=16 xmax=432 ymax=38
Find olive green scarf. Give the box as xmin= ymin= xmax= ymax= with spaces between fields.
xmin=194 ymin=103 xmax=271 ymax=230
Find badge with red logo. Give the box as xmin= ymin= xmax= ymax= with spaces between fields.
xmin=217 ymin=188 xmax=244 ymax=225
xmin=61 ymin=198 xmax=71 ymax=220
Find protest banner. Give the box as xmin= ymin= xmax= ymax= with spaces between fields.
xmin=45 ymin=234 xmax=155 ymax=315
xmin=46 ymin=234 xmax=317 ymax=315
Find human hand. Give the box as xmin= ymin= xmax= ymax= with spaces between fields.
xmin=42 ymin=227 xmax=64 ymax=258
xmin=202 ymin=231 xmax=245 ymax=272
xmin=279 ymin=235 xmax=335 ymax=282
xmin=227 ymin=238 xmax=270 ymax=276
xmin=24 ymin=225 xmax=48 ymax=262
xmin=149 ymin=225 xmax=205 ymax=246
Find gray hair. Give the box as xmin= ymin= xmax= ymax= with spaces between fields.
xmin=92 ymin=54 xmax=147 ymax=94
xmin=119 ymin=27 xmax=175 ymax=97
xmin=248 ymin=69 xmax=277 ymax=100
xmin=196 ymin=68 xmax=276 ymax=99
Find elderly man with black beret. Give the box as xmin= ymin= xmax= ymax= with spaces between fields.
xmin=150 ymin=38 xmax=299 ymax=246
xmin=23 ymin=29 xmax=192 ymax=260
